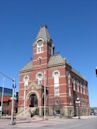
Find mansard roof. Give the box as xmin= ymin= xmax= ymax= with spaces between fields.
xmin=20 ymin=60 xmax=32 ymax=71
xmin=36 ymin=25 xmax=51 ymax=41
xmin=48 ymin=54 xmax=65 ymax=66
xmin=20 ymin=55 xmax=86 ymax=81
xmin=20 ymin=54 xmax=65 ymax=72
xmin=33 ymin=25 xmax=54 ymax=46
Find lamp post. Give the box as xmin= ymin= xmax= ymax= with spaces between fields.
xmin=23 ymin=75 xmax=29 ymax=118
xmin=11 ymin=80 xmax=16 ymax=125
xmin=76 ymin=97 xmax=80 ymax=119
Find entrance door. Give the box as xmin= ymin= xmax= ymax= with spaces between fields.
xmin=54 ymin=100 xmax=60 ymax=115
xmin=29 ymin=93 xmax=38 ymax=107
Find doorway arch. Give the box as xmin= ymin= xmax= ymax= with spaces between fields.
xmin=29 ymin=93 xmax=38 ymax=107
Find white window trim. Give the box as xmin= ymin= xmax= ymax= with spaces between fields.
xmin=23 ymin=75 xmax=29 ymax=87
xmin=53 ymin=70 xmax=60 ymax=97
xmin=52 ymin=70 xmax=60 ymax=78
xmin=73 ymin=79 xmax=75 ymax=91
xmin=37 ymin=38 xmax=44 ymax=54
xmin=36 ymin=38 xmax=44 ymax=42
xmin=36 ymin=72 xmax=43 ymax=79
xmin=36 ymin=72 xmax=43 ymax=86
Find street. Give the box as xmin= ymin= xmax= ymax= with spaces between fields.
xmin=0 ymin=116 xmax=97 ymax=129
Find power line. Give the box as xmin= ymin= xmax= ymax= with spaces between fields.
xmin=0 ymin=72 xmax=15 ymax=82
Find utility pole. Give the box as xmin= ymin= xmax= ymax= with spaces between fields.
xmin=23 ymin=75 xmax=29 ymax=118
xmin=1 ymin=78 xmax=5 ymax=116
xmin=11 ymin=80 xmax=16 ymax=125
xmin=43 ymin=71 xmax=46 ymax=119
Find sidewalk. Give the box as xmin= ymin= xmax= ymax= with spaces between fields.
xmin=0 ymin=115 xmax=97 ymax=128
xmin=72 ymin=115 xmax=97 ymax=119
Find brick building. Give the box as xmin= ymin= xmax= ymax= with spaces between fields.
xmin=0 ymin=87 xmax=18 ymax=115
xmin=18 ymin=25 xmax=90 ymax=117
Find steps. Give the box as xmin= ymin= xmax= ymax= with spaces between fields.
xmin=16 ymin=107 xmax=38 ymax=118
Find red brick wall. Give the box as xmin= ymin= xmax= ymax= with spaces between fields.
xmin=18 ymin=37 xmax=90 ymax=115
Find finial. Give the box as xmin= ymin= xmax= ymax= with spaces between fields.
xmin=40 ymin=24 xmax=48 ymax=28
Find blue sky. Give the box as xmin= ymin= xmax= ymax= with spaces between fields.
xmin=0 ymin=0 xmax=97 ymax=107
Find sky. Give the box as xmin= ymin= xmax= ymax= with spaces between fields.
xmin=0 ymin=0 xmax=97 ymax=107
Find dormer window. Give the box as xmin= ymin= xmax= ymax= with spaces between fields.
xmin=37 ymin=39 xmax=43 ymax=53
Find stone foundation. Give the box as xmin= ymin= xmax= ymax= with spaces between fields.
xmin=48 ymin=106 xmax=89 ymax=117
xmin=17 ymin=106 xmax=90 ymax=118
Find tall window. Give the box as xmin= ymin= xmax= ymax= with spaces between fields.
xmin=23 ymin=75 xmax=29 ymax=87
xmin=68 ymin=73 xmax=71 ymax=96
xmin=37 ymin=40 xmax=43 ymax=53
xmin=73 ymin=79 xmax=75 ymax=91
xmin=53 ymin=70 xmax=60 ymax=97
xmin=77 ymin=81 xmax=79 ymax=92
xmin=80 ymin=84 xmax=83 ymax=93
xmin=36 ymin=72 xmax=43 ymax=86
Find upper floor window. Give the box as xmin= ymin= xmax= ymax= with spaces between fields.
xmin=52 ymin=70 xmax=60 ymax=97
xmin=23 ymin=75 xmax=29 ymax=87
xmin=37 ymin=39 xmax=43 ymax=53
xmin=36 ymin=72 xmax=43 ymax=86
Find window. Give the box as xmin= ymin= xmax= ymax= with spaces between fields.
xmin=80 ymin=84 xmax=82 ymax=93
xmin=23 ymin=75 xmax=29 ymax=87
xmin=37 ymin=40 xmax=43 ymax=53
xmin=75 ymin=82 xmax=77 ymax=91
xmin=73 ymin=79 xmax=75 ymax=91
xmin=54 ymin=87 xmax=59 ymax=96
xmin=77 ymin=81 xmax=79 ymax=92
xmin=53 ymin=70 xmax=60 ymax=97
xmin=83 ymin=85 xmax=85 ymax=95
xmin=36 ymin=72 xmax=43 ymax=86
xmin=67 ymin=73 xmax=72 ymax=96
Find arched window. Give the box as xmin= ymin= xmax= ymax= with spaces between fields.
xmin=37 ymin=39 xmax=43 ymax=53
xmin=52 ymin=70 xmax=60 ymax=97
xmin=23 ymin=75 xmax=29 ymax=87
xmin=68 ymin=73 xmax=71 ymax=96
xmin=77 ymin=81 xmax=79 ymax=92
xmin=36 ymin=72 xmax=43 ymax=86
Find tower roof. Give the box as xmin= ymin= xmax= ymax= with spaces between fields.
xmin=36 ymin=25 xmax=51 ymax=42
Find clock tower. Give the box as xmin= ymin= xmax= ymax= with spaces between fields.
xmin=32 ymin=25 xmax=55 ymax=67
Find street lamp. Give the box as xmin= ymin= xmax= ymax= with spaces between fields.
xmin=10 ymin=80 xmax=16 ymax=125
xmin=76 ymin=97 xmax=80 ymax=119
